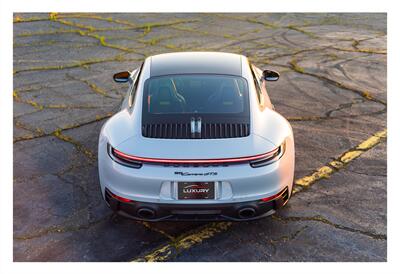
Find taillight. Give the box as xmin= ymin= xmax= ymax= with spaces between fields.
xmin=107 ymin=142 xmax=284 ymax=167
xmin=107 ymin=143 xmax=281 ymax=166
xmin=107 ymin=144 xmax=142 ymax=168
xmin=250 ymin=140 xmax=286 ymax=168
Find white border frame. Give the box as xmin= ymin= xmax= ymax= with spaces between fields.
xmin=1 ymin=1 xmax=398 ymax=273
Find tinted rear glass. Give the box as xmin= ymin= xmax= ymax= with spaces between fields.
xmin=143 ymin=74 xmax=248 ymax=114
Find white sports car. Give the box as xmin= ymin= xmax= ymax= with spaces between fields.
xmin=98 ymin=52 xmax=295 ymax=221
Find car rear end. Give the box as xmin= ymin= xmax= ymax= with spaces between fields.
xmin=99 ymin=132 xmax=294 ymax=221
xmin=98 ymin=52 xmax=294 ymax=221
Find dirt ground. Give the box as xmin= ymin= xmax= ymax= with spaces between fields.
xmin=13 ymin=13 xmax=387 ymax=261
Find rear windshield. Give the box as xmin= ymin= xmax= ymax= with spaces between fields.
xmin=143 ymin=74 xmax=249 ymax=114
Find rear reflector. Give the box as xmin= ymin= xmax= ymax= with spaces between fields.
xmin=260 ymin=187 xmax=287 ymax=202
xmin=110 ymin=192 xmax=133 ymax=203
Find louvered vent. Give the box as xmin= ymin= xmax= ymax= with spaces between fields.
xmin=142 ymin=123 xmax=250 ymax=139
xmin=201 ymin=123 xmax=250 ymax=139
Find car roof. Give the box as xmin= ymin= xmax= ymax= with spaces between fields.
xmin=149 ymin=52 xmax=243 ymax=77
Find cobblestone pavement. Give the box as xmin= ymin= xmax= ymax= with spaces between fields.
xmin=13 ymin=13 xmax=387 ymax=262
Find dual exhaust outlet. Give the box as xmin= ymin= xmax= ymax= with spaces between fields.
xmin=136 ymin=207 xmax=256 ymax=220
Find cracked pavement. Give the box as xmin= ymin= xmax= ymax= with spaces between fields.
xmin=13 ymin=13 xmax=386 ymax=262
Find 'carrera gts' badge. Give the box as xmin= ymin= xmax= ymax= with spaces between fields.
xmin=175 ymin=171 xmax=218 ymax=176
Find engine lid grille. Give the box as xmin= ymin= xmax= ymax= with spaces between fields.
xmin=142 ymin=123 xmax=250 ymax=139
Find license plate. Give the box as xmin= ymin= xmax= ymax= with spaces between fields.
xmin=178 ymin=182 xmax=215 ymax=200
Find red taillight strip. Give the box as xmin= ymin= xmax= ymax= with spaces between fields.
xmin=112 ymin=147 xmax=279 ymax=164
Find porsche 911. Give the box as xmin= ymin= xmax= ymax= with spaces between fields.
xmin=98 ymin=52 xmax=295 ymax=221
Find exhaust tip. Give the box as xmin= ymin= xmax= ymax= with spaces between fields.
xmin=238 ymin=207 xmax=256 ymax=219
xmin=137 ymin=208 xmax=156 ymax=219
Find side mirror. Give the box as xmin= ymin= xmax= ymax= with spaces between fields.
xmin=262 ymin=70 xmax=280 ymax=81
xmin=113 ymin=71 xmax=131 ymax=83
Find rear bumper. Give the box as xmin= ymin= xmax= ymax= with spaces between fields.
xmin=105 ymin=186 xmax=290 ymax=221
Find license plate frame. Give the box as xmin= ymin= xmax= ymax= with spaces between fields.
xmin=177 ymin=182 xmax=215 ymax=200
